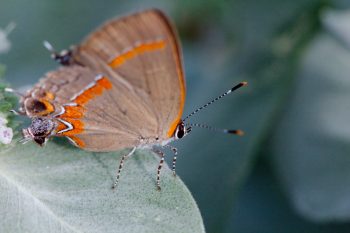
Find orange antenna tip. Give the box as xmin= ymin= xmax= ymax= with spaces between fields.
xmin=227 ymin=129 xmax=244 ymax=136
xmin=236 ymin=130 xmax=244 ymax=136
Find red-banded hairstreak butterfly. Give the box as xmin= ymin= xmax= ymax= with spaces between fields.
xmin=9 ymin=9 xmax=247 ymax=190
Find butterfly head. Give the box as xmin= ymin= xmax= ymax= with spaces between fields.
xmin=174 ymin=120 xmax=191 ymax=140
xmin=176 ymin=82 xmax=248 ymax=138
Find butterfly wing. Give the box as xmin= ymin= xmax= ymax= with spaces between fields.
xmin=73 ymin=9 xmax=186 ymax=140
xmin=22 ymin=65 xmax=158 ymax=151
xmin=21 ymin=9 xmax=185 ymax=151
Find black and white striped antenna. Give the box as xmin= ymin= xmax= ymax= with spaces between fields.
xmin=185 ymin=123 xmax=244 ymax=136
xmin=183 ymin=81 xmax=247 ymax=122
xmin=182 ymin=81 xmax=247 ymax=136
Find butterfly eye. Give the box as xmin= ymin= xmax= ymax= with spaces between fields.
xmin=175 ymin=122 xmax=186 ymax=139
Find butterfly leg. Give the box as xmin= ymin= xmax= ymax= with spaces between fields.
xmin=112 ymin=147 xmax=136 ymax=189
xmin=9 ymin=109 xmax=25 ymax=115
xmin=165 ymin=145 xmax=178 ymax=177
xmin=154 ymin=149 xmax=165 ymax=191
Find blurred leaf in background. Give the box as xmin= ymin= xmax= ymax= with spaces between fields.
xmin=2 ymin=0 xmax=350 ymax=232
xmin=271 ymin=8 xmax=350 ymax=221
xmin=0 ymin=22 xmax=14 ymax=54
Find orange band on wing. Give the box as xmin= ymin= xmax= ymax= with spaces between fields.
xmin=56 ymin=121 xmax=67 ymax=133
xmin=67 ymin=135 xmax=85 ymax=148
xmin=45 ymin=92 xmax=55 ymax=100
xmin=37 ymin=99 xmax=55 ymax=116
xmin=166 ymin=73 xmax=185 ymax=137
xmin=60 ymin=105 xmax=84 ymax=118
xmin=56 ymin=118 xmax=84 ymax=136
xmin=166 ymin=47 xmax=186 ymax=138
xmin=75 ymin=77 xmax=112 ymax=106
xmin=56 ymin=76 xmax=112 ymax=136
xmin=97 ymin=76 xmax=113 ymax=89
xmin=109 ymin=40 xmax=166 ymax=68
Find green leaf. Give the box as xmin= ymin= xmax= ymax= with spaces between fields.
xmin=0 ymin=142 xmax=205 ymax=233
xmin=175 ymin=1 xmax=325 ymax=232
xmin=271 ymin=9 xmax=350 ymax=221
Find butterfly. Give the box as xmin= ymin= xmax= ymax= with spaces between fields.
xmin=8 ymin=9 xmax=247 ymax=190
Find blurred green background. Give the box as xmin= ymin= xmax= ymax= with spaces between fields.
xmin=2 ymin=0 xmax=350 ymax=232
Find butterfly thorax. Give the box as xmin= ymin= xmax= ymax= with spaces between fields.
xmin=136 ymin=121 xmax=189 ymax=150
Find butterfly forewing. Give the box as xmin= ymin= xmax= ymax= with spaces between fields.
xmin=73 ymin=9 xmax=186 ymax=139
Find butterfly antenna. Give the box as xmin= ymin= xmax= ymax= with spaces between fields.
xmin=186 ymin=123 xmax=244 ymax=136
xmin=182 ymin=81 xmax=247 ymax=122
xmin=43 ymin=40 xmax=60 ymax=60
xmin=43 ymin=40 xmax=62 ymax=61
xmin=18 ymin=137 xmax=31 ymax=144
xmin=43 ymin=40 xmax=56 ymax=53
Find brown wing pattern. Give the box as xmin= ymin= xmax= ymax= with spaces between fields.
xmin=73 ymin=9 xmax=186 ymax=139
xmin=21 ymin=9 xmax=185 ymax=151
xmin=21 ymin=65 xmax=159 ymax=151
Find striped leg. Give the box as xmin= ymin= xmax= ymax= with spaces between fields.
xmin=112 ymin=147 xmax=136 ymax=189
xmin=154 ymin=149 xmax=165 ymax=191
xmin=9 ymin=109 xmax=24 ymax=115
xmin=165 ymin=145 xmax=178 ymax=176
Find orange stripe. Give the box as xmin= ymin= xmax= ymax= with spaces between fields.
xmin=97 ymin=77 xmax=113 ymax=89
xmin=75 ymin=77 xmax=112 ymax=106
xmin=58 ymin=118 xmax=84 ymax=136
xmin=56 ymin=121 xmax=67 ymax=133
xmin=109 ymin=41 xmax=166 ymax=68
xmin=57 ymin=77 xmax=112 ymax=135
xmin=60 ymin=105 xmax=84 ymax=118
xmin=75 ymin=85 xmax=103 ymax=105
xmin=68 ymin=135 xmax=85 ymax=148
xmin=166 ymin=48 xmax=186 ymax=138
xmin=45 ymin=92 xmax=55 ymax=100
xmin=37 ymin=99 xmax=55 ymax=116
